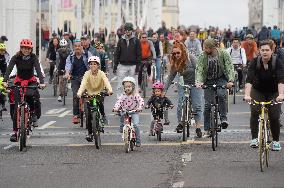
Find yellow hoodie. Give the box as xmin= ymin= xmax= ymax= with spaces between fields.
xmin=77 ymin=70 xmax=112 ymax=97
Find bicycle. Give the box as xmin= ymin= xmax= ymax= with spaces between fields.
xmin=141 ymin=60 xmax=151 ymax=98
xmin=53 ymin=66 xmax=59 ymax=96
xmin=117 ymin=109 xmax=137 ymax=153
xmin=160 ymin=58 xmax=166 ymax=84
xmin=79 ymin=95 xmax=88 ymax=128
xmin=203 ymin=84 xmax=227 ymax=151
xmin=8 ymin=85 xmax=40 ymax=151
xmin=151 ymin=61 xmax=157 ymax=84
xmin=147 ymin=105 xmax=171 ymax=141
xmin=232 ymin=64 xmax=242 ymax=104
xmin=247 ymin=100 xmax=281 ymax=172
xmin=62 ymin=76 xmax=69 ymax=106
xmin=83 ymin=92 xmax=108 ymax=149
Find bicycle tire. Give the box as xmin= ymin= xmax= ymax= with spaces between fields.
xmin=63 ymin=79 xmax=67 ymax=106
xmin=233 ymin=79 xmax=237 ymax=104
xmin=124 ymin=127 xmax=130 ymax=153
xmin=259 ymin=120 xmax=265 ymax=172
xmin=53 ymin=72 xmax=58 ymax=96
xmin=19 ymin=106 xmax=26 ymax=151
xmin=211 ymin=106 xmax=217 ymax=151
xmin=157 ymin=131 xmax=161 ymax=141
xmin=92 ymin=111 xmax=101 ymax=149
xmin=187 ymin=102 xmax=192 ymax=138
xmin=130 ymin=139 xmax=134 ymax=151
xmin=265 ymin=120 xmax=270 ymax=168
xmin=182 ymin=100 xmax=187 ymax=141
xmin=142 ymin=73 xmax=147 ymax=98
xmin=152 ymin=65 xmax=156 ymax=84
xmin=80 ymin=110 xmax=84 ymax=128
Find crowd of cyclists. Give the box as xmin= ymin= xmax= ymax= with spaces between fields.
xmin=0 ymin=21 xmax=284 ymax=151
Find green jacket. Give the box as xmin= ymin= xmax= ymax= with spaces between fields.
xmin=195 ymin=48 xmax=234 ymax=83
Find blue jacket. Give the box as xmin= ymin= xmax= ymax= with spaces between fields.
xmin=65 ymin=51 xmax=92 ymax=75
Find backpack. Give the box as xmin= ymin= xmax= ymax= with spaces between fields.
xmin=256 ymin=54 xmax=277 ymax=74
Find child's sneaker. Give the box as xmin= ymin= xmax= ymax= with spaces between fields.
xmin=250 ymin=138 xmax=259 ymax=148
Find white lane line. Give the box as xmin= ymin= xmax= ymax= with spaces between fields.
xmin=58 ymin=110 xmax=72 ymax=117
xmin=110 ymin=76 xmax=117 ymax=82
xmin=3 ymin=143 xmax=16 ymax=150
xmin=45 ymin=108 xmax=66 ymax=115
xmin=172 ymin=181 xmax=184 ymax=188
xmin=38 ymin=121 xmax=56 ymax=130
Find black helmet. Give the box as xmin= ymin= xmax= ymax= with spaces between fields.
xmin=124 ymin=23 xmax=134 ymax=31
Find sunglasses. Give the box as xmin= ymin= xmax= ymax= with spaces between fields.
xmin=172 ymin=52 xmax=181 ymax=56
xmin=141 ymin=37 xmax=147 ymax=38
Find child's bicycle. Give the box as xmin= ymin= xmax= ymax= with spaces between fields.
xmin=146 ymin=105 xmax=172 ymax=141
xmin=117 ymin=109 xmax=138 ymax=153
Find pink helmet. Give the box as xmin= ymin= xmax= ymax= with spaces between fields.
xmin=20 ymin=39 xmax=33 ymax=48
xmin=152 ymin=82 xmax=164 ymax=90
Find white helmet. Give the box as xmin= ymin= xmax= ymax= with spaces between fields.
xmin=59 ymin=39 xmax=68 ymax=47
xmin=88 ymin=56 xmax=100 ymax=64
xmin=122 ymin=76 xmax=136 ymax=86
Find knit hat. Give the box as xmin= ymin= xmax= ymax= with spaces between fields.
xmin=203 ymin=38 xmax=216 ymax=49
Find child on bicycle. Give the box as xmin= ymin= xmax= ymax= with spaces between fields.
xmin=77 ymin=56 xmax=113 ymax=142
xmin=112 ymin=76 xmax=144 ymax=147
xmin=145 ymin=82 xmax=173 ymax=136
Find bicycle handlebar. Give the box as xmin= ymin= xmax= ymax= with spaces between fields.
xmin=202 ymin=84 xmax=228 ymax=89
xmin=246 ymin=99 xmax=282 ymax=106
xmin=81 ymin=91 xmax=110 ymax=99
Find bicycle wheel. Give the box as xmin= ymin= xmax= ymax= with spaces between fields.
xmin=130 ymin=139 xmax=134 ymax=151
xmin=210 ymin=106 xmax=217 ymax=151
xmin=92 ymin=111 xmax=101 ymax=149
xmin=156 ymin=130 xmax=161 ymax=141
xmin=63 ymin=79 xmax=67 ymax=106
xmin=19 ymin=106 xmax=26 ymax=151
xmin=233 ymin=79 xmax=237 ymax=104
xmin=142 ymin=73 xmax=147 ymax=98
xmin=53 ymin=72 xmax=58 ymax=96
xmin=265 ymin=119 xmax=271 ymax=168
xmin=152 ymin=65 xmax=156 ymax=84
xmin=182 ymin=101 xmax=187 ymax=141
xmin=259 ymin=120 xmax=265 ymax=172
xmin=124 ymin=128 xmax=130 ymax=153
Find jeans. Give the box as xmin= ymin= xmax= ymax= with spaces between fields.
xmin=116 ymin=64 xmax=138 ymax=98
xmin=71 ymin=78 xmax=82 ymax=116
xmin=155 ymin=57 xmax=161 ymax=81
xmin=177 ymin=83 xmax=204 ymax=124
xmin=204 ymin=78 xmax=228 ymax=131
xmin=120 ymin=113 xmax=141 ymax=144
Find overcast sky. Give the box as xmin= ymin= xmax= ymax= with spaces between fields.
xmin=179 ymin=0 xmax=249 ymax=29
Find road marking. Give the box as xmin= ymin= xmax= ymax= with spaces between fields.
xmin=110 ymin=76 xmax=117 ymax=82
xmin=172 ymin=181 xmax=184 ymax=188
xmin=181 ymin=153 xmax=192 ymax=163
xmin=3 ymin=143 xmax=16 ymax=150
xmin=38 ymin=121 xmax=56 ymax=130
xmin=58 ymin=110 xmax=72 ymax=117
xmin=45 ymin=108 xmax=67 ymax=115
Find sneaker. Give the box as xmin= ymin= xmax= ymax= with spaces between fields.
xmin=10 ymin=133 xmax=18 ymax=142
xmin=196 ymin=128 xmax=202 ymax=138
xmin=272 ymin=141 xmax=281 ymax=151
xmin=136 ymin=142 xmax=141 ymax=147
xmin=250 ymin=138 xmax=259 ymax=148
xmin=221 ymin=121 xmax=229 ymax=129
xmin=164 ymin=121 xmax=170 ymax=125
xmin=72 ymin=116 xmax=79 ymax=124
xmin=176 ymin=124 xmax=183 ymax=133
xmin=203 ymin=131 xmax=211 ymax=138
xmin=85 ymin=134 xmax=93 ymax=142
xmin=57 ymin=96 xmax=62 ymax=102
xmin=149 ymin=130 xmax=155 ymax=136
xmin=101 ymin=116 xmax=108 ymax=126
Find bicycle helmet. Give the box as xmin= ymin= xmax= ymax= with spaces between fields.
xmin=0 ymin=43 xmax=6 ymax=50
xmin=88 ymin=56 xmax=100 ymax=64
xmin=124 ymin=22 xmax=134 ymax=31
xmin=20 ymin=39 xmax=33 ymax=48
xmin=122 ymin=76 xmax=136 ymax=86
xmin=152 ymin=82 xmax=164 ymax=90
xmin=59 ymin=39 xmax=68 ymax=47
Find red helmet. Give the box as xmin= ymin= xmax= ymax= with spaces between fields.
xmin=152 ymin=82 xmax=164 ymax=90
xmin=20 ymin=39 xmax=33 ymax=48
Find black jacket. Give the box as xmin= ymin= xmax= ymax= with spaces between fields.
xmin=114 ymin=34 xmax=142 ymax=70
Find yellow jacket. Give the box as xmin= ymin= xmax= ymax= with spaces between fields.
xmin=77 ymin=70 xmax=112 ymax=97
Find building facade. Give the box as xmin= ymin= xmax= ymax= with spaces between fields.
xmin=162 ymin=0 xmax=179 ymax=29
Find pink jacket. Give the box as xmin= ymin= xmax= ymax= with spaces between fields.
xmin=113 ymin=93 xmax=144 ymax=111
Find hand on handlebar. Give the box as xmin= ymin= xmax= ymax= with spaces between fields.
xmin=39 ymin=84 xmax=46 ymax=89
xmin=276 ymin=94 xmax=284 ymax=102
xmin=244 ymin=95 xmax=252 ymax=103
xmin=195 ymin=82 xmax=203 ymax=89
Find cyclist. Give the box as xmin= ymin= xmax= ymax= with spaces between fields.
xmin=77 ymin=56 xmax=113 ymax=141
xmin=65 ymin=39 xmax=92 ymax=124
xmin=164 ymin=42 xmax=203 ymax=137
xmin=81 ymin=34 xmax=99 ymax=56
xmin=97 ymin=43 xmax=109 ymax=75
xmin=2 ymin=39 xmax=46 ymax=142
xmin=0 ymin=43 xmax=9 ymax=76
xmin=46 ymin=36 xmax=59 ymax=84
xmin=241 ymin=34 xmax=258 ymax=66
xmin=185 ymin=30 xmax=202 ymax=58
xmin=138 ymin=32 xmax=156 ymax=90
xmin=226 ymin=37 xmax=247 ymax=88
xmin=57 ymin=39 xmax=71 ymax=102
xmin=195 ymin=38 xmax=234 ymax=137
xmin=113 ymin=76 xmax=144 ymax=147
xmin=159 ymin=33 xmax=171 ymax=72
xmin=62 ymin=32 xmax=73 ymax=50
xmin=146 ymin=82 xmax=173 ymax=135
xmin=244 ymin=40 xmax=284 ymax=151
xmin=114 ymin=22 xmax=142 ymax=98
xmin=151 ymin=32 xmax=163 ymax=81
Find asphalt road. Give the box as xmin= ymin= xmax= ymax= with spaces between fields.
xmin=1 ymin=74 xmax=284 ymax=188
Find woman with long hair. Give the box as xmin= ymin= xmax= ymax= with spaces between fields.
xmin=164 ymin=42 xmax=203 ymax=138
